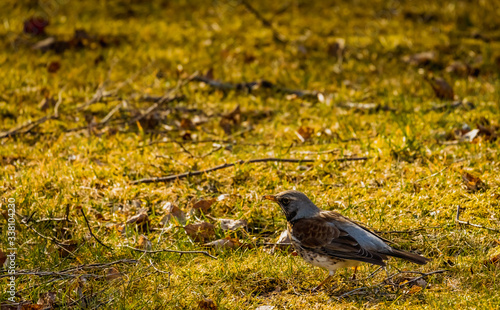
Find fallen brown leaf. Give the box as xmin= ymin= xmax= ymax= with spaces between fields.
xmin=106 ymin=267 xmax=122 ymax=281
xmin=191 ymin=198 xmax=216 ymax=213
xmin=37 ymin=291 xmax=57 ymax=308
xmin=402 ymin=51 xmax=436 ymax=66
xmin=161 ymin=202 xmax=186 ymax=225
xmin=220 ymin=105 xmax=241 ymax=135
xmin=38 ymin=96 xmax=55 ymax=111
xmin=405 ymin=285 xmax=423 ymax=295
xmin=24 ymin=17 xmax=49 ymax=36
xmin=296 ymin=126 xmax=314 ymax=142
xmin=426 ymin=76 xmax=455 ymax=100
xmin=219 ymin=219 xmax=247 ymax=231
xmin=126 ymin=212 xmax=149 ymax=225
xmin=47 ymin=61 xmax=61 ymax=73
xmin=462 ymin=172 xmax=487 ymax=192
xmin=0 ymin=249 xmax=7 ymax=266
xmin=204 ymin=237 xmax=240 ymax=249
xmin=126 ymin=212 xmax=150 ymax=232
xmin=198 ymin=298 xmax=217 ymax=310
xmin=58 ymin=241 xmax=78 ymax=258
xmin=184 ymin=222 xmax=215 ymax=242
xmin=137 ymin=234 xmax=152 ymax=250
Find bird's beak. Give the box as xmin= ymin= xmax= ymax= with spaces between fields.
xmin=262 ymin=195 xmax=277 ymax=202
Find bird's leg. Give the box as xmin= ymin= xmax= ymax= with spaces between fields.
xmin=351 ymin=266 xmax=358 ymax=280
xmin=312 ymin=271 xmax=335 ymax=292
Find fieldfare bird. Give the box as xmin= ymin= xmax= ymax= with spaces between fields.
xmin=263 ymin=190 xmax=430 ymax=291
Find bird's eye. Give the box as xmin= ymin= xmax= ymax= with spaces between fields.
xmin=280 ymin=197 xmax=290 ymax=206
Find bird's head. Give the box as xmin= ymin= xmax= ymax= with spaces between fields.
xmin=263 ymin=190 xmax=320 ymax=222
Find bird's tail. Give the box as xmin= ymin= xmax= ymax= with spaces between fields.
xmin=385 ymin=248 xmax=431 ymax=265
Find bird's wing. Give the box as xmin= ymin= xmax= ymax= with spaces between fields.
xmin=290 ymin=215 xmax=387 ymax=266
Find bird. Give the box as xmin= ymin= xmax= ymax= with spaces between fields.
xmin=262 ymin=190 xmax=431 ymax=291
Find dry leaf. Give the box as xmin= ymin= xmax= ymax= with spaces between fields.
xmin=94 ymin=212 xmax=109 ymax=221
xmin=461 ymin=129 xmax=479 ymax=142
xmin=21 ymin=304 xmax=43 ymax=310
xmin=24 ymin=17 xmax=49 ymax=36
xmin=38 ymin=96 xmax=55 ymax=111
xmin=204 ymin=237 xmax=240 ymax=249
xmin=219 ymin=105 xmax=241 ymax=135
xmin=219 ymin=219 xmax=247 ymax=231
xmin=405 ymin=285 xmax=423 ymax=295
xmin=426 ymin=76 xmax=454 ymax=100
xmin=137 ymin=234 xmax=152 ymax=250
xmin=402 ymin=51 xmax=436 ymax=66
xmin=126 ymin=212 xmax=149 ymax=225
xmin=483 ymin=247 xmax=500 ymax=267
xmin=198 ymin=298 xmax=217 ymax=310
xmin=0 ymin=250 xmax=7 ymax=266
xmin=180 ymin=118 xmax=195 ymax=130
xmin=184 ymin=222 xmax=215 ymax=242
xmin=296 ymin=126 xmax=314 ymax=142
xmin=462 ymin=172 xmax=487 ymax=192
xmin=37 ymin=291 xmax=57 ymax=308
xmin=255 ymin=306 xmax=275 ymax=310
xmin=47 ymin=61 xmax=61 ymax=73
xmin=327 ymin=38 xmax=345 ymax=58
xmin=161 ymin=202 xmax=185 ymax=225
xmin=126 ymin=212 xmax=150 ymax=232
xmin=446 ymin=61 xmax=470 ymax=76
xmin=191 ymin=198 xmax=216 ymax=213
xmin=58 ymin=242 xmax=78 ymax=258
xmin=106 ymin=267 xmax=122 ymax=281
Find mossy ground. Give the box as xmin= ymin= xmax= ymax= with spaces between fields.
xmin=1 ymin=0 xmax=500 ymax=309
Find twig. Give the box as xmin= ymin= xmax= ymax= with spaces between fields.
xmin=455 ymin=206 xmax=499 ymax=232
xmin=99 ymin=100 xmax=125 ymax=125
xmin=376 ymin=226 xmax=445 ymax=235
xmin=128 ymin=70 xmax=196 ymax=125
xmin=337 ymin=269 xmax=448 ymax=299
xmin=131 ymin=156 xmax=369 ymax=184
xmin=124 ymin=245 xmax=217 ymax=259
xmin=0 ymin=114 xmax=55 ymax=139
xmin=192 ymin=75 xmax=318 ymax=98
xmin=291 ymin=149 xmax=339 ymax=155
xmin=0 ymin=259 xmax=138 ymax=279
xmin=80 ymin=209 xmax=113 ymax=249
xmin=240 ymin=0 xmax=287 ymax=44
xmin=397 ymin=270 xmax=448 ymax=288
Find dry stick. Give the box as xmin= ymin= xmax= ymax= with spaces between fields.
xmin=376 ymin=226 xmax=446 ymax=235
xmin=124 ymin=245 xmax=217 ymax=260
xmin=455 ymin=206 xmax=499 ymax=232
xmin=192 ymin=75 xmax=318 ymax=98
xmin=128 ymin=71 xmax=197 ymax=125
xmin=337 ymin=269 xmax=448 ymax=299
xmin=99 ymin=100 xmax=125 ymax=125
xmin=131 ymin=156 xmax=369 ymax=184
xmin=240 ymin=0 xmax=287 ymax=44
xmin=80 ymin=209 xmax=113 ymax=250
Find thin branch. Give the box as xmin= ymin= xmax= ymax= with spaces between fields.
xmin=0 ymin=258 xmax=138 ymax=279
xmin=0 ymin=114 xmax=55 ymax=139
xmin=193 ymin=75 xmax=318 ymax=98
xmin=376 ymin=226 xmax=445 ymax=235
xmin=99 ymin=100 xmax=125 ymax=125
xmin=455 ymin=205 xmax=499 ymax=232
xmin=337 ymin=269 xmax=448 ymax=299
xmin=80 ymin=209 xmax=113 ymax=250
xmin=240 ymin=0 xmax=287 ymax=44
xmin=131 ymin=156 xmax=369 ymax=184
xmin=396 ymin=270 xmax=448 ymax=288
xmin=124 ymin=245 xmax=218 ymax=259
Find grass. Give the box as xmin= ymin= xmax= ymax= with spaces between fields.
xmin=1 ymin=0 xmax=500 ymax=308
